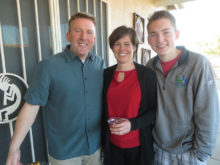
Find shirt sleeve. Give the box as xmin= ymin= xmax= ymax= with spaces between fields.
xmin=193 ymin=59 xmax=219 ymax=161
xmin=24 ymin=61 xmax=51 ymax=107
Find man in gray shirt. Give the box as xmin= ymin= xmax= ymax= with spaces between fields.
xmin=147 ymin=10 xmax=219 ymax=165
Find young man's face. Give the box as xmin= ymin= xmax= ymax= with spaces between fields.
xmin=147 ymin=18 xmax=179 ymax=61
xmin=66 ymin=18 xmax=96 ymax=60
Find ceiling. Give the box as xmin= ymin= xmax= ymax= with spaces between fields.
xmin=153 ymin=0 xmax=197 ymax=10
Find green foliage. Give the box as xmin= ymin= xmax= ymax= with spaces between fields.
xmin=196 ymin=37 xmax=220 ymax=56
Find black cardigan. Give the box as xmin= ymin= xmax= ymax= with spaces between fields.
xmin=102 ymin=62 xmax=157 ymax=165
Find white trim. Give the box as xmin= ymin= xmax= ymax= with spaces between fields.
xmin=34 ymin=0 xmax=42 ymax=62
xmin=100 ymin=0 xmax=104 ymax=58
xmin=86 ymin=0 xmax=88 ymax=12
xmin=16 ymin=0 xmax=27 ymax=81
xmin=29 ymin=128 xmax=35 ymax=162
xmin=55 ymin=0 xmax=62 ymax=52
xmin=67 ymin=0 xmax=71 ymax=20
xmin=16 ymin=0 xmax=35 ymax=161
xmin=49 ymin=0 xmax=62 ymax=54
xmin=93 ymin=0 xmax=96 ymax=20
xmin=77 ymin=0 xmax=80 ymax=12
xmin=48 ymin=0 xmax=54 ymax=54
xmin=9 ymin=122 xmax=14 ymax=137
xmin=93 ymin=0 xmax=97 ymax=54
xmin=49 ymin=0 xmax=56 ymax=54
xmin=105 ymin=0 xmax=110 ymax=66
xmin=0 ymin=22 xmax=6 ymax=73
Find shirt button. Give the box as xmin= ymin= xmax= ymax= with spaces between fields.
xmin=85 ymin=77 xmax=87 ymax=80
xmin=85 ymin=90 xmax=88 ymax=94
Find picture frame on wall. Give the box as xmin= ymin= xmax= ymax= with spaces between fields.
xmin=133 ymin=13 xmax=145 ymax=44
xmin=141 ymin=48 xmax=151 ymax=65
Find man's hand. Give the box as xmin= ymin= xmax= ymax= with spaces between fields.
xmin=6 ymin=149 xmax=23 ymax=165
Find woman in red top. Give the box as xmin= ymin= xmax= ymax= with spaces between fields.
xmin=102 ymin=26 xmax=157 ymax=165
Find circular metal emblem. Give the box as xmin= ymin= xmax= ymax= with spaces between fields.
xmin=0 ymin=73 xmax=28 ymax=124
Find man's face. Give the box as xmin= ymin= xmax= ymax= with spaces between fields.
xmin=66 ymin=18 xmax=96 ymax=60
xmin=148 ymin=18 xmax=179 ymax=61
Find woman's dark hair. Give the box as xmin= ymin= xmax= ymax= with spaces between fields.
xmin=109 ymin=25 xmax=139 ymax=50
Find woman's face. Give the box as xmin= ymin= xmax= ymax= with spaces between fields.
xmin=112 ymin=35 xmax=136 ymax=65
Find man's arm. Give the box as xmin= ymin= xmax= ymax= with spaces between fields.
xmin=6 ymin=102 xmax=40 ymax=165
xmin=193 ymin=59 xmax=219 ymax=161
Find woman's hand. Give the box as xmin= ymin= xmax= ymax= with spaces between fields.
xmin=109 ymin=118 xmax=131 ymax=135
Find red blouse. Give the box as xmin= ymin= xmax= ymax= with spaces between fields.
xmin=107 ymin=69 xmax=141 ymax=148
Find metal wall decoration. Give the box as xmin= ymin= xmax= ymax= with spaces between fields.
xmin=141 ymin=48 xmax=151 ymax=65
xmin=133 ymin=13 xmax=145 ymax=44
xmin=0 ymin=73 xmax=28 ymax=124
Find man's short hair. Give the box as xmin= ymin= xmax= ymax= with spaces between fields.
xmin=68 ymin=12 xmax=96 ymax=31
xmin=147 ymin=10 xmax=177 ymax=31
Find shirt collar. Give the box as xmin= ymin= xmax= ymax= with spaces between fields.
xmin=153 ymin=46 xmax=189 ymax=67
xmin=176 ymin=46 xmax=188 ymax=65
xmin=63 ymin=45 xmax=95 ymax=63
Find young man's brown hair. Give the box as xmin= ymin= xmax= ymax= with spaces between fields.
xmin=147 ymin=10 xmax=177 ymax=31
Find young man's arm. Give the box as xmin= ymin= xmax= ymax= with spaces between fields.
xmin=193 ymin=59 xmax=219 ymax=161
xmin=6 ymin=102 xmax=40 ymax=165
